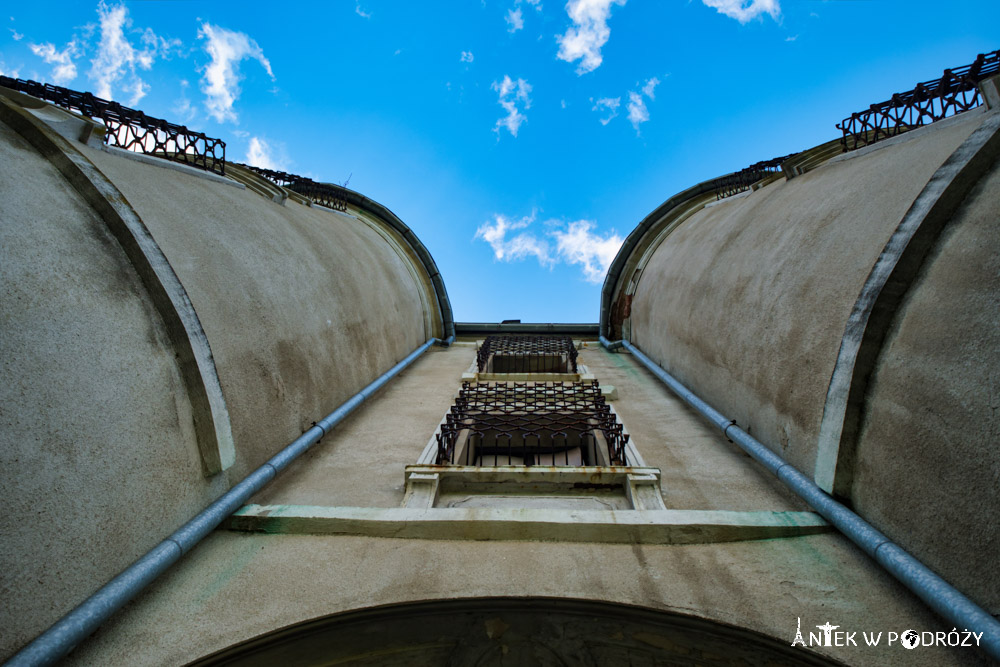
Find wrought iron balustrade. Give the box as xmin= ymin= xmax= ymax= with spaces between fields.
xmin=477 ymin=335 xmax=578 ymax=373
xmin=838 ymin=50 xmax=1000 ymax=152
xmin=0 ymin=76 xmax=226 ymax=174
xmin=238 ymin=163 xmax=349 ymax=212
xmin=435 ymin=381 xmax=628 ymax=467
xmin=711 ymin=154 xmax=795 ymax=200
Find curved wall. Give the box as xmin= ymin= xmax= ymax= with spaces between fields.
xmin=0 ymin=91 xmax=448 ymax=659
xmin=609 ymin=107 xmax=1000 ymax=609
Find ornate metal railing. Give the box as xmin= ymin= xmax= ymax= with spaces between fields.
xmin=435 ymin=381 xmax=629 ymax=467
xmin=712 ymin=154 xmax=795 ymax=200
xmin=838 ymin=50 xmax=1000 ymax=152
xmin=238 ymin=163 xmax=349 ymax=212
xmin=0 ymin=76 xmax=226 ymax=174
xmin=477 ymin=335 xmax=578 ymax=373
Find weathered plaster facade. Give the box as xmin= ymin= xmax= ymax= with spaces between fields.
xmin=2 ymin=74 xmax=999 ymax=666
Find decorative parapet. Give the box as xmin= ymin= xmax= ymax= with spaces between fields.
xmin=0 ymin=76 xmax=226 ymax=174
xmin=837 ymin=49 xmax=1000 ymax=152
xmin=237 ymin=163 xmax=349 ymax=212
xmin=710 ymin=154 xmax=797 ymax=200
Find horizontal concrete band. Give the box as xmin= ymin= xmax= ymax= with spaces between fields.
xmin=227 ymin=504 xmax=830 ymax=545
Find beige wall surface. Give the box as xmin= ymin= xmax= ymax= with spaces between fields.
xmin=852 ymin=159 xmax=1000 ymax=611
xmin=627 ymin=112 xmax=983 ymax=478
xmin=1 ymin=106 xmax=441 ymax=660
xmin=0 ymin=117 xmax=229 ymax=658
xmin=79 ymin=144 xmax=433 ymax=480
xmin=55 ymin=346 xmax=987 ymax=667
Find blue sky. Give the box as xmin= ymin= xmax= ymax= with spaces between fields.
xmin=2 ymin=1 xmax=997 ymax=322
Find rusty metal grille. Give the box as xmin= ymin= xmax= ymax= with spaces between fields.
xmin=838 ymin=50 xmax=1000 ymax=152
xmin=712 ymin=154 xmax=796 ymax=200
xmin=1 ymin=76 xmax=226 ymax=174
xmin=477 ymin=335 xmax=578 ymax=373
xmin=435 ymin=381 xmax=628 ymax=467
xmin=237 ymin=163 xmax=349 ymax=212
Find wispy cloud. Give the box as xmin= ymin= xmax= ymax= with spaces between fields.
xmin=10 ymin=28 xmax=23 ymax=41
xmin=0 ymin=58 xmax=20 ymax=79
xmin=556 ymin=0 xmax=626 ymax=75
xmin=475 ymin=213 xmax=553 ymax=266
xmin=492 ymin=75 xmax=532 ymax=138
xmin=626 ymin=91 xmax=648 ymax=133
xmin=785 ymin=34 xmax=798 ymax=42
xmin=591 ymin=96 xmax=620 ymax=125
xmin=626 ymin=76 xmax=659 ymax=134
xmin=506 ymin=7 xmax=524 ymax=32
xmin=700 ymin=0 xmax=780 ymax=23
xmin=29 ymin=41 xmax=80 ymax=85
xmin=552 ymin=220 xmax=623 ymax=283
xmin=475 ymin=213 xmax=623 ymax=283
xmin=460 ymin=50 xmax=474 ymax=63
xmin=245 ymin=136 xmax=287 ymax=171
xmin=198 ymin=23 xmax=274 ymax=123
xmin=355 ymin=3 xmax=372 ymax=19
xmin=88 ymin=3 xmax=161 ymax=104
xmin=641 ymin=76 xmax=659 ymax=99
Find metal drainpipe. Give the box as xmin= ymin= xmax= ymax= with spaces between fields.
xmin=5 ymin=336 xmax=451 ymax=667
xmin=600 ymin=336 xmax=1000 ymax=660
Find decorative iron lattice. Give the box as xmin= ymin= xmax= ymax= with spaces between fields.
xmin=838 ymin=50 xmax=1000 ymax=152
xmin=237 ymin=164 xmax=350 ymax=212
xmin=235 ymin=164 xmax=308 ymax=188
xmin=1 ymin=76 xmax=226 ymax=174
xmin=712 ymin=154 xmax=796 ymax=200
xmin=476 ymin=335 xmax=579 ymax=373
xmin=435 ymin=381 xmax=628 ymax=467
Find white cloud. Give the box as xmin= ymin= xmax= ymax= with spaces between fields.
xmin=245 ymin=136 xmax=287 ymax=171
xmin=592 ymin=96 xmax=619 ymax=125
xmin=492 ymin=75 xmax=532 ymax=138
xmin=29 ymin=41 xmax=80 ymax=85
xmin=556 ymin=0 xmax=625 ymax=75
xmin=475 ymin=213 xmax=554 ymax=266
xmin=460 ymin=51 xmax=474 ymax=63
xmin=552 ymin=220 xmax=623 ymax=283
xmin=626 ymin=90 xmax=648 ymax=133
xmin=700 ymin=0 xmax=780 ymax=23
xmin=506 ymin=8 xmax=524 ymax=32
xmin=785 ymin=34 xmax=798 ymax=42
xmin=641 ymin=76 xmax=659 ymax=99
xmin=88 ymin=3 xmax=166 ymax=105
xmin=0 ymin=58 xmax=20 ymax=79
xmin=355 ymin=3 xmax=372 ymax=19
xmin=198 ymin=22 xmax=274 ymax=123
xmin=475 ymin=214 xmax=623 ymax=283
xmin=10 ymin=28 xmax=23 ymax=41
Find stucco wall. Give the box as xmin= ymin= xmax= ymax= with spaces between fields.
xmin=0 ymin=117 xmax=226 ymax=656
xmin=627 ymin=111 xmax=983 ymax=478
xmin=852 ymin=158 xmax=1000 ymax=610
xmin=0 ymin=100 xmax=441 ymax=660
xmin=621 ymin=108 xmax=999 ymax=614
xmin=78 ymin=145 xmax=432 ymax=479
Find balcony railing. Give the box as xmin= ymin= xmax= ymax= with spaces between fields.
xmin=238 ymin=163 xmax=349 ymax=212
xmin=435 ymin=381 xmax=629 ymax=467
xmin=838 ymin=50 xmax=1000 ymax=152
xmin=476 ymin=335 xmax=579 ymax=374
xmin=0 ymin=76 xmax=226 ymax=174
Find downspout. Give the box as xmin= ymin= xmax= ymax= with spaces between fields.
xmin=601 ymin=337 xmax=1000 ymax=661
xmin=4 ymin=337 xmax=448 ymax=667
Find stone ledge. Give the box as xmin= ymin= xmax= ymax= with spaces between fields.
xmin=226 ymin=503 xmax=830 ymax=545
